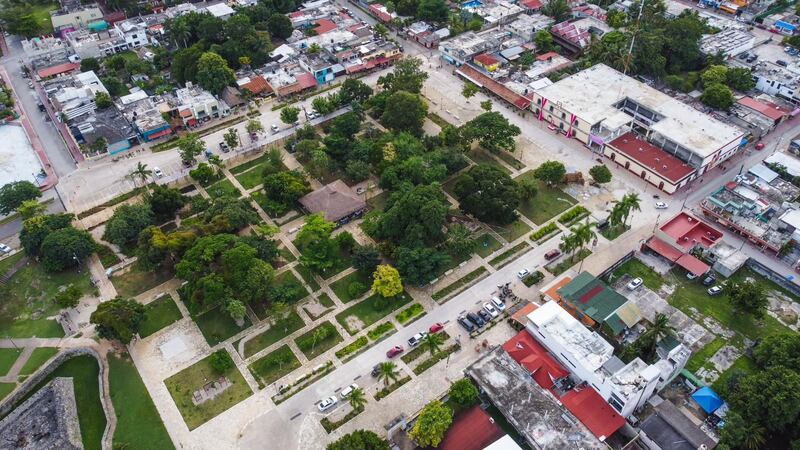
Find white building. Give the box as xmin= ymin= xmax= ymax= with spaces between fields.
xmin=48 ymin=71 xmax=108 ymax=121
xmin=699 ymin=28 xmax=755 ymax=57
xmin=526 ymin=301 xmax=689 ymax=418
xmin=115 ymin=19 xmax=150 ymax=49
xmin=171 ymin=83 xmax=231 ymax=126
xmin=204 ymin=3 xmax=235 ymax=20
xmin=506 ymin=13 xmax=553 ymax=41
xmin=753 ymin=62 xmax=800 ymax=105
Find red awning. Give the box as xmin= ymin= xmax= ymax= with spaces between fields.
xmin=675 ymin=254 xmax=710 ymax=276
xmin=644 ymin=237 xmax=683 ymax=262
xmin=147 ymin=128 xmax=172 ymax=140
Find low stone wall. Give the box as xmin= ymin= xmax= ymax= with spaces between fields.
xmin=746 ymin=258 xmax=800 ymax=297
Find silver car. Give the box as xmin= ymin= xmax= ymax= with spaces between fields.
xmin=318 ymin=396 xmax=338 ymax=412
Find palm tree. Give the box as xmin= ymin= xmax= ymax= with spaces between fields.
xmin=642 ymin=313 xmax=675 ymax=359
xmin=559 ymin=232 xmax=579 ymax=257
xmin=377 ymin=362 xmax=399 ymax=387
xmin=421 ymin=333 xmax=444 ymax=357
xmin=608 ymin=201 xmax=626 ymax=228
xmin=571 ymin=219 xmax=596 ymax=253
xmin=621 ymin=192 xmax=641 ymax=226
xmin=348 ymin=387 xmax=367 ymax=411
xmin=208 ymin=155 xmax=224 ymax=177
xmin=740 ymin=423 xmax=766 ymax=450
xmin=128 ymin=162 xmax=152 ymax=188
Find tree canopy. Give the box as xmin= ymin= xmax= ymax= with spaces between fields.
xmin=380 ymin=91 xmax=428 ymax=136
xmin=0 ymin=181 xmax=41 ymax=215
xmin=462 ymin=112 xmax=521 ymax=153
xmin=196 ymin=51 xmax=235 ymax=94
xmin=409 ymin=400 xmax=453 ymax=448
xmin=455 ymin=165 xmax=520 ymax=225
xmin=533 ymin=161 xmax=566 ymax=185
xmin=372 ymin=264 xmax=403 ymax=298
xmin=327 ymin=430 xmax=389 ymax=450
xmin=378 ymin=57 xmax=428 ymax=94
xmin=91 ymin=297 xmax=145 ymax=344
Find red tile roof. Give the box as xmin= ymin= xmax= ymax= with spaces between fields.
xmin=457 ymin=64 xmax=531 ymax=110
xmin=241 ymin=76 xmax=271 ymax=95
xmin=502 ymin=331 xmax=626 ymax=439
xmin=474 ymin=53 xmax=499 ymax=66
xmin=37 ymin=62 xmax=80 ymax=79
xmin=521 ymin=0 xmax=543 ymax=9
xmin=609 ymin=132 xmax=695 ymax=183
xmin=536 ymin=51 xmax=561 ymax=61
xmin=511 ymin=302 xmax=539 ymax=325
xmin=295 ymin=72 xmax=318 ymax=90
xmin=737 ymin=96 xmax=787 ymax=121
xmin=560 ymin=387 xmax=626 ymax=440
xmin=314 ymin=19 xmax=338 ymax=35
xmin=439 ymin=406 xmax=504 ymax=450
xmin=675 ymin=253 xmax=710 ymax=276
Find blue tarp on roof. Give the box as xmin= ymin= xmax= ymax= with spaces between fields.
xmin=691 ymin=386 xmax=723 ymax=414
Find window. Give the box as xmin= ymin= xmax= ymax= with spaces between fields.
xmin=561 ymin=112 xmax=566 ymax=119
xmin=537 ymin=98 xmax=541 ymax=105
xmin=559 ymin=353 xmax=576 ymax=368
xmin=608 ymin=394 xmax=625 ymax=412
xmin=549 ymin=105 xmax=554 ymax=112
xmin=534 ymin=108 xmax=540 ymax=115
xmin=574 ymin=120 xmax=579 ymax=127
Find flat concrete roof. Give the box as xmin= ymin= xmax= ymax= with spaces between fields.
xmin=536 ymin=64 xmax=743 ymax=158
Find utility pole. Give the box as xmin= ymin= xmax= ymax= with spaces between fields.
xmin=624 ymin=0 xmax=646 ymax=75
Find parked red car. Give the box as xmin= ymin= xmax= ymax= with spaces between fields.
xmin=386 ymin=345 xmax=404 ymax=358
xmin=429 ymin=322 xmax=444 ymax=334
xmin=755 ymin=143 xmax=765 ymax=150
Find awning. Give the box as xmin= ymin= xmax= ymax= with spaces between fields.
xmin=675 ymin=254 xmax=710 ymax=277
xmin=691 ymin=386 xmax=723 ymax=414
xmin=644 ymin=237 xmax=683 ymax=262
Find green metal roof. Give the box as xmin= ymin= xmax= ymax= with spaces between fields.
xmin=557 ymin=271 xmax=630 ymax=332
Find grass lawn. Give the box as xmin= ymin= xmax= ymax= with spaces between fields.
xmin=711 ymin=355 xmax=758 ymax=396
xmin=668 ymin=269 xmax=789 ymax=341
xmin=514 ymin=172 xmax=577 ymax=225
xmin=475 ymin=233 xmax=502 ymax=258
xmin=242 ymin=310 xmax=305 ymax=358
xmin=95 ymin=245 xmax=121 ymax=268
xmin=468 ymin=148 xmax=510 ymax=174
xmin=0 ymin=348 xmax=21 ymax=377
xmin=111 ymin=265 xmax=173 ymax=299
xmin=248 ymin=345 xmax=301 ymax=388
xmin=610 ymin=258 xmax=664 ymax=291
xmin=294 ymin=321 xmax=343 ymax=360
xmin=278 ymin=245 xmax=297 ymax=263
xmin=230 ymin=152 xmax=280 ymax=174
xmin=396 ymin=303 xmax=425 ymax=325
xmin=234 ymin=167 xmax=264 ymax=190
xmin=489 ymin=220 xmax=531 ymax=243
xmin=193 ymin=307 xmax=252 ymax=346
xmin=686 ymin=337 xmax=726 ymax=373
xmin=0 ymin=252 xmax=89 ymax=338
xmin=165 ymin=351 xmax=253 ymax=430
xmin=139 ymin=294 xmax=183 ymax=338
xmin=600 ymin=224 xmax=629 ymax=241
xmin=335 ymin=292 xmax=412 ymax=335
xmin=494 ymin=149 xmax=525 ymax=170
xmin=206 ymin=179 xmax=241 ymax=199
xmin=0 ymin=383 xmax=14 ymax=402
xmin=30 ymin=2 xmax=58 ymax=35
xmin=18 ymin=347 xmax=59 ymax=376
xmin=330 ymin=270 xmax=372 ymax=303
xmin=294 ymin=264 xmax=320 ymax=292
xmin=109 ymin=354 xmax=174 ymax=450
xmin=15 ymin=355 xmax=106 ymax=450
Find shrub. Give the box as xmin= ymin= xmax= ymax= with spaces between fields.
xmin=448 ymin=378 xmax=479 ymax=408
xmin=209 ymin=349 xmax=234 ymax=373
xmin=55 ymin=285 xmax=83 ymax=308
xmin=348 ymin=281 xmax=366 ymax=299
xmin=367 ymin=322 xmax=395 ymax=340
xmin=530 ymin=223 xmax=559 ymax=242
xmin=335 ymin=336 xmax=368 ymax=359
xmin=522 ymin=270 xmax=544 ymax=287
xmin=558 ymin=206 xmax=589 ymax=224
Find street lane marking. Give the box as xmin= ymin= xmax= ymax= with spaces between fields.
xmin=290 ymin=412 xmax=301 ymax=420
xmin=354 ymin=375 xmax=361 ymax=381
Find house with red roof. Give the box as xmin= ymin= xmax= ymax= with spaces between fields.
xmin=736 ymin=96 xmax=787 ymax=128
xmin=642 ymin=211 xmax=723 ymax=276
xmin=474 ymin=53 xmax=501 ymax=72
xmin=605 ymin=132 xmax=696 ymax=194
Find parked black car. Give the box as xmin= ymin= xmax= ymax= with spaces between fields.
xmin=371 ymin=364 xmax=380 ymax=377
xmin=457 ymin=316 xmax=476 ymax=332
xmin=702 ymin=275 xmax=716 ymax=286
xmin=477 ymin=309 xmax=492 ymax=323
xmin=467 ymin=312 xmax=485 ymax=328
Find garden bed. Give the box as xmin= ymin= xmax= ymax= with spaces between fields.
xmin=489 ymin=242 xmax=531 ymax=268
xmin=335 ymin=292 xmax=412 ymax=335
xmin=546 ymin=249 xmax=592 ymax=276
xmin=248 ymin=345 xmax=301 ymax=388
xmin=432 ymin=267 xmax=488 ymax=303
xmin=396 ymin=303 xmax=425 ymax=325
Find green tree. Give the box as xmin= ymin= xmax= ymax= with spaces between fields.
xmin=345 ymin=160 xmax=371 ymax=183
xmin=312 ymin=96 xmax=337 ymax=116
xmin=701 ymin=64 xmax=728 ymax=86
xmin=223 ymin=128 xmax=239 ymax=149
xmin=177 ymin=133 xmax=204 ymax=165
xmin=728 ymin=366 xmax=800 ymax=432
xmin=717 ymin=410 xmax=767 ymax=450
xmin=103 ymin=204 xmax=154 ymax=247
xmin=20 ymin=213 xmax=74 ymax=256
xmin=462 ymin=111 xmax=521 ymax=153
xmin=55 ymin=285 xmax=83 ymax=308
xmin=267 ymin=13 xmax=293 ymax=39
xmin=94 ymin=92 xmax=112 ymax=109
xmin=148 ymin=185 xmax=186 ymax=223
xmin=446 ymin=223 xmax=476 ymax=258
xmin=701 ymin=83 xmax=734 ymax=110
xmin=394 ymin=246 xmax=450 ymax=286
xmin=417 ymin=0 xmax=449 ymax=22
xmin=280 ymin=106 xmax=300 ymax=125
xmin=533 ymin=160 xmax=566 ymax=185
xmin=480 ymin=100 xmax=492 ymax=111
xmin=128 ymin=162 xmax=153 ymax=188
xmin=338 ymin=79 xmax=373 ymax=105
xmin=534 ymin=30 xmax=554 ymax=52
xmin=454 ymin=164 xmax=520 ymax=225
xmin=196 ymin=51 xmax=235 ymax=94
xmin=380 ymin=91 xmax=428 ymax=136
xmin=640 ymin=312 xmax=675 ymax=360
xmin=409 ymin=400 xmax=453 ymax=448
xmin=0 ymin=181 xmax=41 ymax=215
xmin=246 ymin=119 xmax=264 ymax=135
xmin=372 ymin=264 xmax=403 ymax=298
xmin=189 ymin=163 xmax=216 ymax=185
xmin=462 ymin=82 xmax=480 ymax=100
xmin=542 ymin=0 xmax=571 ymax=22
xmin=376 ymin=184 xmax=449 ymax=247
xmin=518 ymin=180 xmax=538 ymax=199
xmin=725 ymin=279 xmax=767 ymax=318
xmin=753 ymin=333 xmax=800 ymax=371
xmin=89 ymin=137 xmax=108 ymax=154
xmin=209 ymin=349 xmax=234 ymax=373
xmin=263 ymin=170 xmax=310 ymax=212
xmin=607 ymin=9 xmax=627 ymax=28
xmin=378 ymin=58 xmax=428 ymax=94
xmin=619 ymin=192 xmax=641 ymax=225
xmin=726 ymin=67 xmax=756 ymax=92
xmin=348 ymin=387 xmax=367 ymax=411
xmin=101 ymin=76 xmax=127 ymax=97
xmin=90 ymin=296 xmax=145 ymax=344
xmin=327 ymin=430 xmax=389 ymax=450
xmin=40 ymin=227 xmax=96 ymax=272
xmin=589 ymin=165 xmax=612 ymax=184
xmin=421 ymin=332 xmax=444 ymax=357
xmin=377 ymin=361 xmax=400 ymax=386
xmin=296 ymin=214 xmax=338 ymax=273
xmin=448 ymin=378 xmax=479 ymax=408
xmin=16 ymin=200 xmax=46 ymax=219
xmin=352 ymin=245 xmax=381 ymax=274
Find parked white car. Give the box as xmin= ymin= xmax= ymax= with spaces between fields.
xmin=340 ymin=383 xmax=359 ymax=399
xmin=318 ymin=396 xmax=338 ymax=412
xmin=153 ymin=167 xmax=163 ymax=178
xmin=0 ymin=243 xmax=11 ymax=254
xmin=626 ymin=277 xmax=643 ymax=290
xmin=655 ymin=202 xmax=668 ymax=209
xmin=483 ymin=303 xmax=499 ymax=318
xmin=517 ymin=269 xmax=530 ymax=279
xmin=490 ymin=296 xmax=505 ymax=311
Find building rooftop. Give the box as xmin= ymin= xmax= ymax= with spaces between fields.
xmin=298 ymin=180 xmax=366 ymax=222
xmin=536 ymin=64 xmax=743 ymax=158
xmin=550 ymin=16 xmax=610 ymax=49
xmin=466 ymin=345 xmax=609 ymax=449
xmin=699 ymin=28 xmax=755 ymax=56
xmin=609 ymin=132 xmax=696 ymax=183
xmin=659 ymin=212 xmax=723 ymax=250
xmin=736 ymin=96 xmax=787 ymax=121
xmin=456 ymin=64 xmax=532 ymax=110
xmin=204 ymin=2 xmax=235 ymax=18
xmin=555 ymin=271 xmax=640 ymax=335
xmin=640 ymin=401 xmax=717 ymax=450
xmin=524 ymin=52 xmax=571 ymax=79
xmin=438 ymin=405 xmax=504 ymax=450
